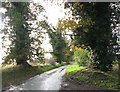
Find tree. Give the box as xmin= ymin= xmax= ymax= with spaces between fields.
xmin=2 ymin=2 xmax=45 ymax=66
xmin=47 ymin=27 xmax=67 ymax=64
xmin=111 ymin=2 xmax=120 ymax=88
xmin=37 ymin=18 xmax=72 ymax=64
xmin=64 ymin=2 xmax=118 ymax=71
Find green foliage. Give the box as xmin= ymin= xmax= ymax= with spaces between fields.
xmin=73 ymin=48 xmax=89 ymax=66
xmin=46 ymin=25 xmax=71 ymax=64
xmin=48 ymin=31 xmax=66 ymax=63
xmin=2 ymin=2 xmax=45 ymax=65
xmin=65 ymin=65 xmax=119 ymax=90
xmin=65 ymin=65 xmax=86 ymax=77
xmin=65 ymin=2 xmax=118 ymax=71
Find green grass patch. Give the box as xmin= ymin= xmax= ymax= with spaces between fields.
xmin=2 ymin=63 xmax=66 ymax=87
xmin=65 ymin=65 xmax=86 ymax=77
xmin=65 ymin=64 xmax=120 ymax=90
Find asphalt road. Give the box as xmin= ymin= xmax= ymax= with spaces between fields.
xmin=4 ymin=65 xmax=69 ymax=91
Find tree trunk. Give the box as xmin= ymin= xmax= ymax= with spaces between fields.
xmin=23 ymin=61 xmax=32 ymax=67
xmin=117 ymin=55 xmax=120 ymax=89
xmin=118 ymin=60 xmax=120 ymax=89
xmin=17 ymin=59 xmax=32 ymax=67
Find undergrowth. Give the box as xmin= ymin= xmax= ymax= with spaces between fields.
xmin=65 ymin=64 xmax=120 ymax=90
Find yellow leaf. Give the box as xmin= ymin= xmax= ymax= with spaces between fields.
xmin=80 ymin=4 xmax=83 ymax=8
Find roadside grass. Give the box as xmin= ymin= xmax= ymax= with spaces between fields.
xmin=2 ymin=63 xmax=66 ymax=87
xmin=65 ymin=64 xmax=120 ymax=90
xmin=65 ymin=65 xmax=86 ymax=77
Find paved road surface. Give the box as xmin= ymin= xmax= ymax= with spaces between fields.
xmin=4 ymin=65 xmax=69 ymax=91
xmin=3 ymin=65 xmax=105 ymax=92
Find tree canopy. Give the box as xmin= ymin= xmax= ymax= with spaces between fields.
xmin=63 ymin=2 xmax=119 ymax=71
xmin=2 ymin=2 xmax=46 ymax=66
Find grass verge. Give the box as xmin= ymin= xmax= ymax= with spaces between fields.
xmin=2 ymin=63 xmax=66 ymax=87
xmin=65 ymin=64 xmax=120 ymax=90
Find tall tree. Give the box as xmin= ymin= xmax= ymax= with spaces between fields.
xmin=37 ymin=20 xmax=72 ymax=64
xmin=47 ymin=27 xmax=67 ymax=64
xmin=2 ymin=2 xmax=45 ymax=66
xmin=64 ymin=2 xmax=118 ymax=71
xmin=111 ymin=2 xmax=120 ymax=88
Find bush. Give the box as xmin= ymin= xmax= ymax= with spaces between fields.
xmin=73 ymin=48 xmax=89 ymax=66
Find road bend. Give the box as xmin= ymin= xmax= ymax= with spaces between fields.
xmin=4 ymin=65 xmax=69 ymax=91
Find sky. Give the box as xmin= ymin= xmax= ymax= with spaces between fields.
xmin=0 ymin=0 xmax=67 ymax=63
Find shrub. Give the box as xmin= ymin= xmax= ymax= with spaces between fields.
xmin=73 ymin=48 xmax=89 ymax=66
